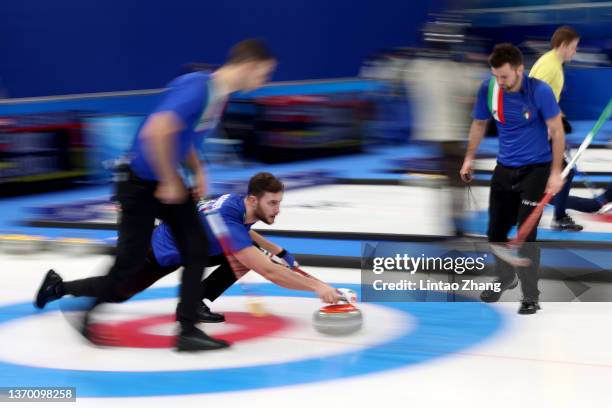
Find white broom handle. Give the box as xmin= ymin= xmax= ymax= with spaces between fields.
xmin=561 ymin=99 xmax=612 ymax=179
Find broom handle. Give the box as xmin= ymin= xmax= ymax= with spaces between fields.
xmin=513 ymin=99 xmax=612 ymax=245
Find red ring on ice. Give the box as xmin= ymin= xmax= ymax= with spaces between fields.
xmin=589 ymin=213 xmax=612 ymax=223
xmin=88 ymin=312 xmax=292 ymax=348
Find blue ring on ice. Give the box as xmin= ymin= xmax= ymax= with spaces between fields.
xmin=0 ymin=283 xmax=502 ymax=397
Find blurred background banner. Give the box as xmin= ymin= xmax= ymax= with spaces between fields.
xmin=0 ymin=112 xmax=89 ymax=195
xmin=0 ymin=0 xmax=609 ymax=247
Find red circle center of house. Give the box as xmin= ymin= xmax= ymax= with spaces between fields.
xmin=88 ymin=312 xmax=292 ymax=348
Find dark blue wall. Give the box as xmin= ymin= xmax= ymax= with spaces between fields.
xmin=0 ymin=1 xmax=435 ymax=98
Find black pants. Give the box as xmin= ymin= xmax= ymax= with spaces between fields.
xmin=95 ymin=166 xmax=209 ymax=325
xmin=63 ymin=251 xmax=237 ymax=304
xmin=488 ymin=162 xmax=550 ymax=301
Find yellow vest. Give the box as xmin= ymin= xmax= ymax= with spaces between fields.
xmin=529 ymin=50 xmax=563 ymax=102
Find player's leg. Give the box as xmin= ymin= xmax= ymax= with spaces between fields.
xmin=161 ymin=198 xmax=229 ymax=350
xmin=109 ymin=248 xmax=178 ymax=302
xmin=552 ymin=167 xmax=583 ymax=231
xmin=103 ymin=176 xmax=160 ymax=302
xmin=481 ymin=164 xmax=521 ymax=302
xmin=35 ymin=249 xmax=175 ymax=309
xmin=515 ymin=163 xmax=550 ymax=314
xmin=566 ymin=195 xmax=603 ymax=213
xmin=77 ymin=175 xmax=159 ymax=340
xmin=201 ymin=255 xmax=248 ymax=302
xmin=564 ymin=183 xmax=610 ymax=214
xmin=602 ymin=184 xmax=612 ymax=203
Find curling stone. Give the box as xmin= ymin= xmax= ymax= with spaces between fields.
xmin=0 ymin=234 xmax=46 ymax=254
xmin=313 ymin=303 xmax=363 ymax=335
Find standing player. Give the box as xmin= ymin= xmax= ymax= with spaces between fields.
xmin=36 ymin=173 xmax=341 ymax=350
xmin=78 ymin=39 xmax=277 ymax=351
xmin=460 ymin=43 xmax=565 ymax=314
xmin=529 ymin=26 xmax=582 ymax=231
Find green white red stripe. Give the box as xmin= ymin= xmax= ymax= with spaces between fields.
xmin=487 ymin=77 xmax=505 ymax=124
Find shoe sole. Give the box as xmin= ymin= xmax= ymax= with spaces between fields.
xmin=175 ymin=315 xmax=225 ymax=323
xmin=480 ymin=293 xmax=502 ymax=303
xmin=176 ymin=340 xmax=231 ymax=352
xmin=201 ymin=318 xmax=225 ymax=323
xmin=518 ymin=305 xmax=541 ymax=315
xmin=551 ymin=225 xmax=584 ymax=231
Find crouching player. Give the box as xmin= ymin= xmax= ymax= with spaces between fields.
xmin=35 ymin=172 xmax=340 ymax=351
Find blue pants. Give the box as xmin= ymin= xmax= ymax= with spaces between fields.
xmin=565 ymin=183 xmax=612 ymax=213
xmin=553 ymin=168 xmax=575 ymax=220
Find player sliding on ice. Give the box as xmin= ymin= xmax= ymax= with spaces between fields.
xmin=35 ymin=172 xmax=340 ymax=351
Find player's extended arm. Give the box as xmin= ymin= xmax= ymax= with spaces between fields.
xmin=248 ymin=230 xmax=282 ymax=256
xmin=233 ymin=246 xmax=339 ymax=303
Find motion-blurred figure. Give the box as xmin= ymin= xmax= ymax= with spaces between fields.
xmin=403 ymin=19 xmax=485 ymax=236
xmin=47 ymin=39 xmax=277 ymax=352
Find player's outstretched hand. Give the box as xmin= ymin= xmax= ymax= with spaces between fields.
xmin=315 ymin=283 xmax=341 ymax=304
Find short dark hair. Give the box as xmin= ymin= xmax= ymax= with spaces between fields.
xmin=226 ymin=39 xmax=275 ymax=65
xmin=488 ymin=43 xmax=523 ymax=68
xmin=551 ymin=26 xmax=580 ymax=49
xmin=248 ymin=172 xmax=284 ymax=197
